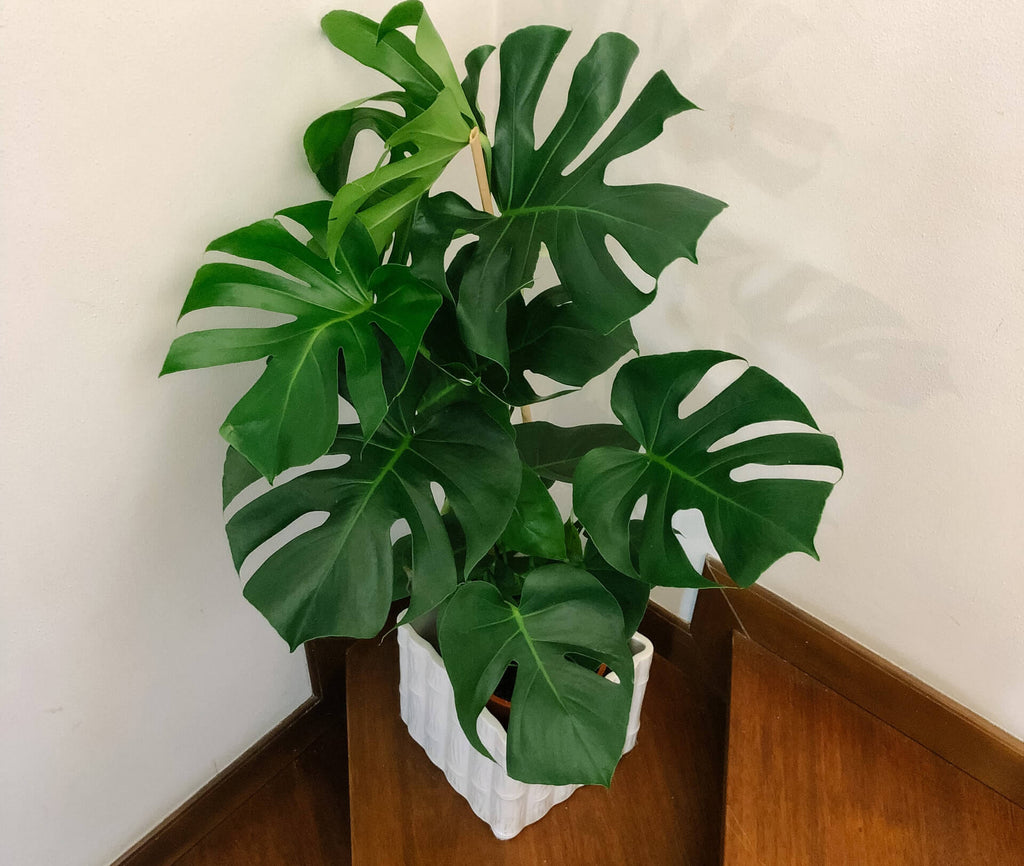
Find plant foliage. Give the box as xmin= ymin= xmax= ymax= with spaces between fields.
xmin=163 ymin=3 xmax=842 ymax=788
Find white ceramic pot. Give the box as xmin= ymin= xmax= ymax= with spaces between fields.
xmin=396 ymin=610 xmax=654 ymax=840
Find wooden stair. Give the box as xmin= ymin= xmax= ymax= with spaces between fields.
xmin=115 ymin=595 xmax=1024 ymax=865
xmin=723 ymin=633 xmax=1024 ymax=865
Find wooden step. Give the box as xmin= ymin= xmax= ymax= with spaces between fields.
xmin=345 ymin=632 xmax=725 ymax=866
xmin=723 ymin=633 xmax=1024 ymax=865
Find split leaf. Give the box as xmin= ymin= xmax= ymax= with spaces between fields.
xmin=574 ymin=352 xmax=843 ymax=588
xmin=438 ymin=564 xmax=634 ymax=785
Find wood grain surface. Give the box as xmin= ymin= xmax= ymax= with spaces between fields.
xmin=346 ymin=632 xmax=725 ymax=866
xmin=173 ymin=709 xmax=351 ymax=866
xmin=693 ymin=575 xmax=1024 ymax=808
xmin=723 ymin=633 xmax=1024 ymax=866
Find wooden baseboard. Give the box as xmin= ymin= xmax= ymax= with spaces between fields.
xmin=110 ymin=630 xmax=366 ymax=865
xmin=111 ymin=697 xmax=332 ymax=865
xmin=691 ymin=562 xmax=1024 ymax=808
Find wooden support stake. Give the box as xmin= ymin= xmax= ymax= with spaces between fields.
xmin=468 ymin=127 xmax=495 ymax=215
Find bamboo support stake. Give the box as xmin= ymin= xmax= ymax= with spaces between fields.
xmin=468 ymin=127 xmax=533 ymax=423
xmin=468 ymin=127 xmax=495 ymax=215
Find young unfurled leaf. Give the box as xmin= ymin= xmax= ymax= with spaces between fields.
xmin=316 ymin=3 xmax=487 ymax=257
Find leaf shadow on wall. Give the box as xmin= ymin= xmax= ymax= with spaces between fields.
xmin=640 ymin=231 xmax=955 ymax=415
xmin=645 ymin=0 xmax=836 ymax=197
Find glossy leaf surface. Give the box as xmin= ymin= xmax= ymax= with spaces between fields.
xmin=509 ymin=286 xmax=638 ymax=391
xmin=499 ymin=464 xmax=566 ymax=560
xmin=226 ymin=399 xmax=520 ymax=648
xmin=319 ymin=3 xmax=481 ymax=255
xmin=514 ymin=421 xmax=638 ymax=484
xmin=454 ymin=27 xmax=727 ymax=366
xmin=438 ymin=564 xmax=633 ymax=785
xmin=575 ymin=352 xmax=843 ymax=588
xmin=162 ymin=207 xmax=439 ymax=481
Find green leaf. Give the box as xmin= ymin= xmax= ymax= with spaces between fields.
xmin=303 ymin=101 xmax=406 ymax=196
xmin=377 ymin=2 xmax=474 ymax=119
xmin=499 ymin=464 xmax=567 ymax=559
xmin=583 ymin=527 xmax=650 ymax=636
xmin=407 ymin=192 xmax=495 ymax=300
xmin=222 ymin=446 xmax=262 ymax=510
xmin=437 ymin=564 xmax=634 ymax=785
xmin=462 ymin=44 xmax=496 ymax=135
xmin=162 ymin=207 xmax=440 ymax=481
xmin=454 ymin=27 xmax=727 ymax=366
xmin=574 ymin=352 xmax=843 ymax=588
xmin=509 ymin=285 xmax=638 ymax=391
xmin=319 ymin=4 xmax=483 ymax=256
xmin=226 ymin=401 xmax=521 ymax=649
xmin=514 ymin=421 xmax=638 ymax=485
xmin=321 ymin=8 xmax=443 ymax=109
xmin=563 ymin=519 xmax=584 ymax=565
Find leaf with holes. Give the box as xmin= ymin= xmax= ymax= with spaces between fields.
xmin=574 ymin=352 xmax=843 ymax=588
xmin=161 ymin=203 xmax=440 ymax=481
xmin=225 ymin=398 xmax=521 ymax=648
xmin=452 ymin=26 xmax=727 ymax=367
xmin=437 ymin=564 xmax=633 ymax=785
xmin=318 ymin=3 xmax=486 ymax=256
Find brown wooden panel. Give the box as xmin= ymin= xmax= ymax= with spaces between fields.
xmin=693 ymin=564 xmax=1024 ymax=807
xmin=724 ymin=633 xmax=1024 ymax=866
xmin=346 ymin=632 xmax=725 ymax=866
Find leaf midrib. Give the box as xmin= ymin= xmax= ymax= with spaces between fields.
xmin=643 ymin=450 xmax=815 ymax=554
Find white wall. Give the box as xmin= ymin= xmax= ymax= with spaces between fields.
xmin=2 ymin=1 xmax=1021 ymax=864
xmin=1 ymin=2 xmax=363 ymax=864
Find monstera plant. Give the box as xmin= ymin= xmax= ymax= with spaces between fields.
xmin=163 ymin=3 xmax=842 ymax=788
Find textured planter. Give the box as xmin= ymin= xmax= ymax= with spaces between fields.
xmin=397 ymin=610 xmax=654 ymax=839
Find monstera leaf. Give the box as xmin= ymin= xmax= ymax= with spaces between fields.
xmin=453 ymin=26 xmax=727 ymax=367
xmin=498 ymin=464 xmax=566 ymax=560
xmin=514 ymin=421 xmax=639 ymax=484
xmin=162 ymin=204 xmax=440 ymax=481
xmin=316 ymin=3 xmax=484 ymax=256
xmin=224 ymin=397 xmax=521 ymax=649
xmin=583 ymin=527 xmax=651 ymax=637
xmin=438 ymin=564 xmax=634 ymax=785
xmin=575 ymin=352 xmax=843 ymax=588
xmin=509 ymin=286 xmax=638 ymax=391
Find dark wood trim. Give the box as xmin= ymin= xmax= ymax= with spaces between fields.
xmin=305 ymin=637 xmax=356 ymax=706
xmin=639 ymin=601 xmax=695 ymax=670
xmin=112 ymin=697 xmax=333 ymax=865
xmin=111 ymin=624 xmax=374 ymax=865
xmin=692 ymin=561 xmax=1024 ymax=808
